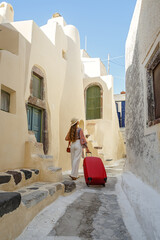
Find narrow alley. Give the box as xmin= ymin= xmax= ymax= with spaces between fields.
xmin=16 ymin=159 xmax=145 ymax=240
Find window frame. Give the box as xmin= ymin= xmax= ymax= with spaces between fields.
xmin=32 ymin=73 xmax=43 ymax=100
xmin=146 ymin=45 xmax=160 ymax=127
xmin=1 ymin=89 xmax=10 ymax=112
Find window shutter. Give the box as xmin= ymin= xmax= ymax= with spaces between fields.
xmin=153 ymin=63 xmax=160 ymax=119
xmin=86 ymin=86 xmax=101 ymax=120
xmin=1 ymin=90 xmax=10 ymax=112
xmin=32 ymin=74 xmax=42 ymax=99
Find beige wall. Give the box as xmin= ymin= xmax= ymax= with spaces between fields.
xmin=59 ymin=25 xmax=85 ymax=171
xmin=0 ymin=26 xmax=29 ymax=171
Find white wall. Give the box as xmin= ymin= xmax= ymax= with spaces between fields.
xmin=125 ymin=0 xmax=160 ymax=193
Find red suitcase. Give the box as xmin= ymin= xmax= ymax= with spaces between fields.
xmin=83 ymin=155 xmax=107 ymax=186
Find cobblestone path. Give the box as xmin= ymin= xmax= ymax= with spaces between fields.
xmin=17 ymin=159 xmax=133 ymax=240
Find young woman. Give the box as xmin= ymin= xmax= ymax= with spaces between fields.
xmin=65 ymin=118 xmax=90 ymax=180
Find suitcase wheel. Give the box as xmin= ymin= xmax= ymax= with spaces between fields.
xmin=104 ymin=177 xmax=107 ymax=183
xmin=102 ymin=183 xmax=105 ymax=187
xmin=88 ymin=177 xmax=92 ymax=182
xmin=86 ymin=183 xmax=89 ymax=187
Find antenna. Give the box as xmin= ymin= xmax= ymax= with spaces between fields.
xmin=85 ymin=35 xmax=87 ymax=51
xmin=107 ymin=54 xmax=110 ymax=74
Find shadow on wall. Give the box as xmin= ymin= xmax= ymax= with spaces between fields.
xmin=0 ymin=24 xmax=19 ymax=55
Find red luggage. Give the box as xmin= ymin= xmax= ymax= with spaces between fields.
xmin=83 ymin=155 xmax=107 ymax=186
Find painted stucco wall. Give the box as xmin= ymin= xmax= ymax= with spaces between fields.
xmin=0 ymin=24 xmax=29 ymax=170
xmin=59 ymin=24 xmax=85 ymax=170
xmin=125 ymin=0 xmax=160 ymax=193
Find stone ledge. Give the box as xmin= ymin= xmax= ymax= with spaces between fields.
xmin=0 ymin=175 xmax=11 ymax=184
xmin=62 ymin=180 xmax=76 ymax=193
xmin=48 ymin=166 xmax=62 ymax=172
xmin=0 ymin=192 xmax=21 ymax=218
xmin=18 ymin=182 xmax=64 ymax=208
xmin=20 ymin=169 xmax=32 ymax=180
xmin=94 ymin=146 xmax=103 ymax=150
xmin=6 ymin=171 xmax=22 ymax=185
xmin=21 ymin=190 xmax=48 ymax=208
xmin=0 ymin=169 xmax=40 ymax=191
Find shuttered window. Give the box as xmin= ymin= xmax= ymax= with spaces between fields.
xmin=86 ymin=85 xmax=101 ymax=120
xmin=32 ymin=74 xmax=42 ymax=99
xmin=27 ymin=105 xmax=42 ymax=142
xmin=1 ymin=90 xmax=10 ymax=112
xmin=153 ymin=63 xmax=160 ymax=119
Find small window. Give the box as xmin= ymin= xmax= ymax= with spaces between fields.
xmin=146 ymin=45 xmax=160 ymax=126
xmin=32 ymin=74 xmax=43 ymax=99
xmin=153 ymin=63 xmax=160 ymax=119
xmin=1 ymin=90 xmax=10 ymax=112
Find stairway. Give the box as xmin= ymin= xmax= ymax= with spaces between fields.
xmin=84 ymin=124 xmax=105 ymax=162
xmin=25 ymin=131 xmax=62 ymax=183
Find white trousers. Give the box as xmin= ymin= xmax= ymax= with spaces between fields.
xmin=70 ymin=140 xmax=82 ymax=178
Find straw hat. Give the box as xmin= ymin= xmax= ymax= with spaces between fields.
xmin=71 ymin=118 xmax=78 ymax=126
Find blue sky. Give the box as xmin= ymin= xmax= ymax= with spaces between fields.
xmin=8 ymin=0 xmax=137 ymax=94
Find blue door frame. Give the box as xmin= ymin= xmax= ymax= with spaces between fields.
xmin=27 ymin=105 xmax=42 ymax=142
xmin=121 ymin=101 xmax=125 ymax=127
xmin=115 ymin=101 xmax=125 ymax=128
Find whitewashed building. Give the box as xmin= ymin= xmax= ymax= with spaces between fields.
xmin=125 ymin=0 xmax=160 ymax=193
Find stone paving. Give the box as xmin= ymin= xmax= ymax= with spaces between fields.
xmin=16 ymin=159 xmax=133 ymax=240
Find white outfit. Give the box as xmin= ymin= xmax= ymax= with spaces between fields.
xmin=70 ymin=139 xmax=82 ymax=177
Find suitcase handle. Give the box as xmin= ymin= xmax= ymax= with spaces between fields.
xmin=86 ymin=151 xmax=92 ymax=156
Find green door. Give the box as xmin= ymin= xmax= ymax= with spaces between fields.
xmin=27 ymin=105 xmax=42 ymax=142
xmin=86 ymin=86 xmax=101 ymax=120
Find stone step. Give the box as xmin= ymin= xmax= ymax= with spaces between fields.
xmin=19 ymin=180 xmax=76 ymax=208
xmin=43 ymin=166 xmax=62 ymax=182
xmin=0 ymin=192 xmax=21 ymax=218
xmin=47 ymin=166 xmax=62 ymax=172
xmin=20 ymin=182 xmax=64 ymax=208
xmin=85 ymin=134 xmax=90 ymax=138
xmin=0 ymin=180 xmax=76 ymax=240
xmin=0 ymin=169 xmax=40 ymax=191
xmin=98 ymin=152 xmax=104 ymax=156
xmin=94 ymin=146 xmax=103 ymax=150
xmin=32 ymin=154 xmax=53 ymax=160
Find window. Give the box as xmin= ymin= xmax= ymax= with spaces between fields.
xmin=32 ymin=74 xmax=43 ymax=99
xmin=1 ymin=90 xmax=10 ymax=112
xmin=86 ymin=85 xmax=102 ymax=120
xmin=153 ymin=63 xmax=160 ymax=119
xmin=146 ymin=45 xmax=160 ymax=126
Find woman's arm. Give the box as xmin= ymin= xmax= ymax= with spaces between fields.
xmin=80 ymin=129 xmax=90 ymax=152
xmin=65 ymin=131 xmax=70 ymax=141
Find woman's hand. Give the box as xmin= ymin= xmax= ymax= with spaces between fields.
xmin=86 ymin=148 xmax=91 ymax=153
